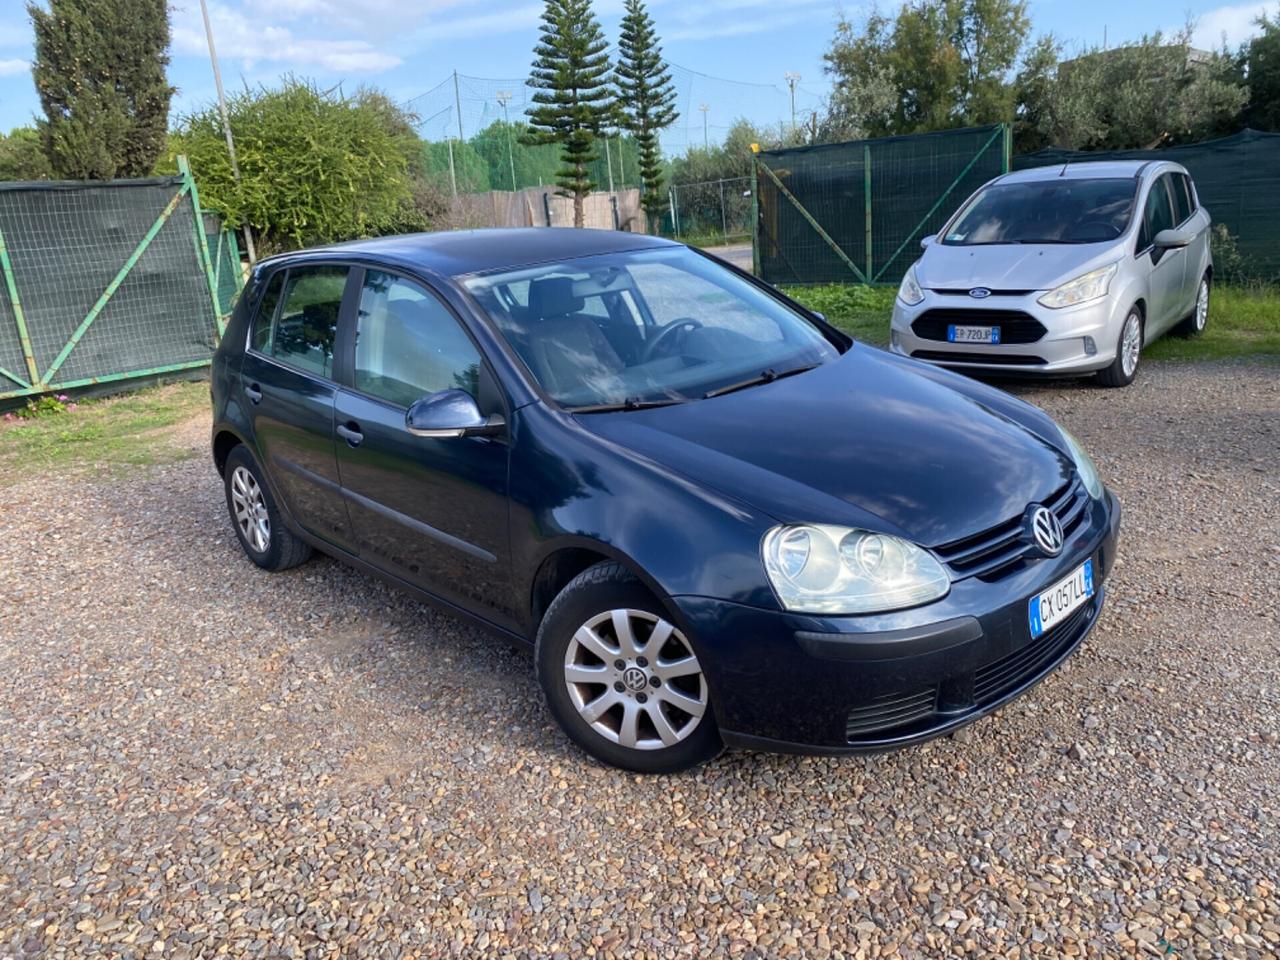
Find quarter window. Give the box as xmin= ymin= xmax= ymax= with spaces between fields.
xmin=1171 ymin=174 xmax=1195 ymax=224
xmin=263 ymin=266 xmax=347 ymax=378
xmin=354 ymin=270 xmax=482 ymax=408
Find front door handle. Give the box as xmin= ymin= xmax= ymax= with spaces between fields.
xmin=244 ymin=382 xmax=262 ymax=404
xmin=336 ymin=421 xmax=363 ymax=447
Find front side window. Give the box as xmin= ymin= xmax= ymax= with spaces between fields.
xmin=354 ymin=270 xmax=482 ymax=408
xmin=1138 ymin=178 xmax=1176 ymax=250
xmin=1171 ymin=174 xmax=1195 ymax=224
xmin=264 ymin=266 xmax=347 ymax=378
xmin=943 ymin=178 xmax=1137 ymax=245
xmin=462 ymin=246 xmax=839 ymax=408
xmin=250 ymin=270 xmax=285 ymax=353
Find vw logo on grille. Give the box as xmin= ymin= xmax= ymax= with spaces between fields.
xmin=969 ymin=287 xmax=992 ymax=299
xmin=1030 ymin=506 xmax=1064 ymax=557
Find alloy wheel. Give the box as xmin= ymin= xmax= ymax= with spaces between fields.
xmin=563 ymin=608 xmax=707 ymax=750
xmin=1195 ymin=280 xmax=1209 ymax=332
xmin=229 ymin=465 xmax=270 ymax=553
xmin=1121 ymin=312 xmax=1141 ymax=378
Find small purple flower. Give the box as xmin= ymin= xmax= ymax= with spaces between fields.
xmin=66 ymin=402 xmax=78 ymax=411
xmin=56 ymin=394 xmax=69 ymax=402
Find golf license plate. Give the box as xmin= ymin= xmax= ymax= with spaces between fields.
xmin=1028 ymin=559 xmax=1094 ymax=639
xmin=948 ymin=324 xmax=1001 ymax=344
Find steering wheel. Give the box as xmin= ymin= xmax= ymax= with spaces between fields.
xmin=642 ymin=317 xmax=702 ymax=362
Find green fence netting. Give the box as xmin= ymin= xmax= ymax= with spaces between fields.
xmin=755 ymin=124 xmax=1010 ymax=286
xmin=204 ymin=212 xmax=243 ymax=318
xmin=0 ymin=161 xmax=239 ymax=400
xmin=1016 ymin=128 xmax=1280 ymax=282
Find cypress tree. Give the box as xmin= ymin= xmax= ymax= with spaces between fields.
xmin=525 ymin=0 xmax=614 ymax=228
xmin=28 ymin=0 xmax=174 ymax=179
xmin=615 ymin=0 xmax=678 ymax=231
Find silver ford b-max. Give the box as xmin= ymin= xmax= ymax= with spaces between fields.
xmin=889 ymin=160 xmax=1212 ymax=387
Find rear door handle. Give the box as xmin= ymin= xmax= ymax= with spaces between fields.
xmin=244 ymin=382 xmax=262 ymax=404
xmin=336 ymin=421 xmax=363 ymax=447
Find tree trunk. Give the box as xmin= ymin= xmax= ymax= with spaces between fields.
xmin=574 ymin=164 xmax=585 ymax=228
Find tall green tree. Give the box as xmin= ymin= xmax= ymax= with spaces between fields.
xmin=0 ymin=127 xmax=54 ymax=181
xmin=823 ymin=0 xmax=1030 ymax=139
xmin=525 ymin=0 xmax=614 ymax=227
xmin=615 ymin=0 xmax=678 ymax=230
xmin=28 ymin=0 xmax=173 ymax=179
xmin=1243 ymin=9 xmax=1280 ymax=131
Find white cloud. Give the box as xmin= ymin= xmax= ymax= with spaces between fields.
xmin=413 ymin=4 xmax=543 ymax=42
xmin=0 ymin=59 xmax=28 ymax=77
xmin=1186 ymin=3 xmax=1271 ymax=48
xmin=171 ymin=1 xmax=400 ymax=72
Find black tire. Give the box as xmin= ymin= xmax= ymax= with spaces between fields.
xmin=535 ymin=562 xmax=722 ymax=773
xmin=1096 ymin=306 xmax=1143 ymax=388
xmin=223 ymin=444 xmax=312 ymax=572
xmin=1174 ymin=273 xmax=1210 ymax=338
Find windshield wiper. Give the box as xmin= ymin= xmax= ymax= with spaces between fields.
xmin=569 ymin=396 xmax=686 ymax=414
xmin=703 ymin=363 xmax=819 ymax=400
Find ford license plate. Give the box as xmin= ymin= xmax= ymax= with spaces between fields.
xmin=1028 ymin=559 xmax=1094 ymax=639
xmin=948 ymin=324 xmax=1001 ymax=344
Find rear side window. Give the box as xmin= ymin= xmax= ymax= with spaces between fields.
xmin=268 ymin=266 xmax=347 ymax=378
xmin=1171 ymin=174 xmax=1195 ymax=224
xmin=354 ymin=270 xmax=482 ymax=408
xmin=250 ymin=270 xmax=284 ymax=353
xmin=1138 ymin=178 xmax=1175 ymax=250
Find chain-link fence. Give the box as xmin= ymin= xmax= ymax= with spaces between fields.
xmin=665 ymin=177 xmax=752 ymax=246
xmin=755 ymin=124 xmax=1011 ymax=285
xmin=0 ymin=158 xmax=238 ymax=401
xmin=1016 ymin=128 xmax=1280 ymax=283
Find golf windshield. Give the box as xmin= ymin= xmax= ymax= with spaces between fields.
xmin=943 ymin=178 xmax=1138 ymax=245
xmin=462 ymin=247 xmax=840 ymax=409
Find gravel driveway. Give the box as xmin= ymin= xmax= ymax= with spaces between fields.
xmin=1 ymin=359 xmax=1277 ymax=959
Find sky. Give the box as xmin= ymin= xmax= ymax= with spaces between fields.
xmin=0 ymin=0 xmax=1275 ymax=153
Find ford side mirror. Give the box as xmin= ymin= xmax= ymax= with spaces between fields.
xmin=920 ymin=234 xmax=937 ymax=249
xmin=405 ymin=389 xmax=505 ymax=439
xmin=1153 ymin=227 xmax=1193 ymax=249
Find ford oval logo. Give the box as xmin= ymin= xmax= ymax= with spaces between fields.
xmin=969 ymin=287 xmax=992 ymax=299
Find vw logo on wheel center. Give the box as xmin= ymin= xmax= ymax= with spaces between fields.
xmin=1030 ymin=506 xmax=1064 ymax=557
xmin=621 ymin=666 xmax=648 ymax=692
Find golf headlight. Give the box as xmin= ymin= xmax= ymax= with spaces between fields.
xmin=897 ymin=264 xmax=924 ymax=306
xmin=1058 ymin=427 xmax=1104 ymax=500
xmin=762 ymin=525 xmax=950 ymax=614
xmin=1037 ymin=262 xmax=1118 ymax=309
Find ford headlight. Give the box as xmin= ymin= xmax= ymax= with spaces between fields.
xmin=897 ymin=264 xmax=924 ymax=306
xmin=762 ymin=525 xmax=950 ymax=614
xmin=1037 ymin=262 xmax=1118 ymax=309
xmin=1058 ymin=428 xmax=1104 ymax=500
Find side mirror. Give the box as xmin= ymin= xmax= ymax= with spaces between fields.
xmin=1153 ymin=227 xmax=1193 ymax=249
xmin=405 ymin=389 xmax=504 ymax=439
xmin=920 ymin=234 xmax=937 ymax=250
xmin=811 ymin=311 xmax=827 ymax=323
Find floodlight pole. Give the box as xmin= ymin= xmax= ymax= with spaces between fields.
xmin=699 ymin=104 xmax=709 ymax=150
xmin=784 ymin=72 xmax=801 ymax=136
xmin=198 ymin=0 xmax=256 ymax=265
xmin=497 ymin=90 xmax=517 ymax=192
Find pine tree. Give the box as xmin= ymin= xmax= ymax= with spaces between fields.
xmin=28 ymin=0 xmax=174 ymax=179
xmin=525 ymin=0 xmax=614 ymax=228
xmin=615 ymin=0 xmax=678 ymax=230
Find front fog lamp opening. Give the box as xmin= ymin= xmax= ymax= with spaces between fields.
xmin=762 ymin=525 xmax=951 ymax=614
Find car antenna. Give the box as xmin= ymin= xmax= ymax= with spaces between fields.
xmin=1058 ymin=158 xmax=1070 ymax=177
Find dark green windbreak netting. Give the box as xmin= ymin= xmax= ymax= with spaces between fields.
xmin=756 ymin=124 xmax=1009 ymax=286
xmin=0 ymin=176 xmax=229 ymax=398
xmin=1016 ymin=129 xmax=1280 ymax=281
xmin=204 ymin=212 xmax=243 ymax=318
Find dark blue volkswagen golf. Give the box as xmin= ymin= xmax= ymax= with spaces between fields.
xmin=210 ymin=228 xmax=1121 ymax=772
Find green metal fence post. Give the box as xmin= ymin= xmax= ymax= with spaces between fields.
xmin=863 ymin=144 xmax=873 ymax=283
xmin=178 ymin=155 xmax=226 ymax=336
xmin=1002 ymin=122 xmax=1012 ymax=173
xmin=0 ymin=224 xmax=40 ymax=385
xmin=751 ymin=152 xmax=761 ymax=277
xmin=39 ymin=183 xmax=191 ymax=386
xmin=227 ymin=228 xmax=244 ymax=290
xmin=212 ymin=226 xmax=224 ymax=302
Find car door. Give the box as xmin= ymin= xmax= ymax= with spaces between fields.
xmin=1136 ymin=174 xmax=1185 ymax=337
xmin=332 ymin=267 xmax=515 ymax=624
xmin=240 ymin=263 xmax=357 ymax=552
xmin=1172 ymin=173 xmax=1208 ymax=306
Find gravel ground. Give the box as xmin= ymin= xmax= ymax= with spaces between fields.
xmin=1 ymin=359 xmax=1277 ymax=959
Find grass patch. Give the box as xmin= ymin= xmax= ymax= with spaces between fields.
xmin=0 ymin=380 xmax=209 ymax=483
xmin=782 ymin=283 xmax=1280 ymax=359
xmin=782 ymin=284 xmax=895 ymax=346
xmin=1144 ymin=285 xmax=1280 ymax=360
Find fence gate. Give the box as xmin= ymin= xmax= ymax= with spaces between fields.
xmin=0 ymin=156 xmax=241 ymax=401
xmin=754 ymin=124 xmax=1010 ymax=286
